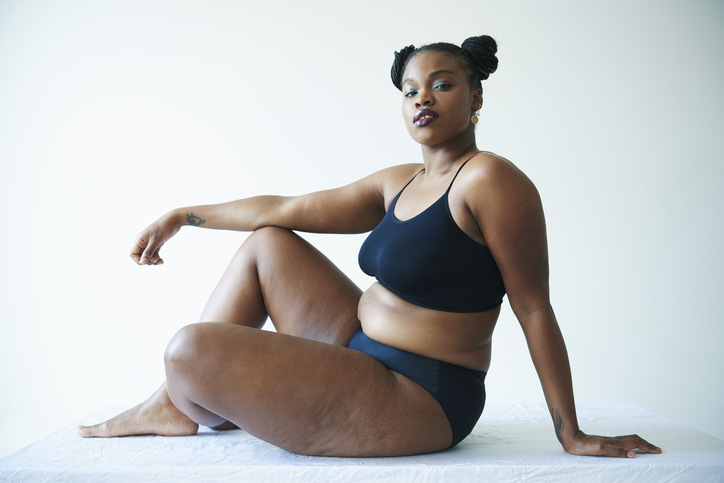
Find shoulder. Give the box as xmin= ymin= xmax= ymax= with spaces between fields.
xmin=341 ymin=163 xmax=422 ymax=197
xmin=371 ymin=163 xmax=426 ymax=203
xmin=361 ymin=163 xmax=423 ymax=184
xmin=461 ymin=151 xmax=532 ymax=188
xmin=379 ymin=162 xmax=426 ymax=180
xmin=457 ymin=151 xmax=540 ymax=210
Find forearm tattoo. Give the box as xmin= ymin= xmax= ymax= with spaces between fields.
xmin=186 ymin=213 xmax=206 ymax=227
xmin=551 ymin=408 xmax=564 ymax=444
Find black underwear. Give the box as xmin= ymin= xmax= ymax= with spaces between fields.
xmin=348 ymin=329 xmax=486 ymax=448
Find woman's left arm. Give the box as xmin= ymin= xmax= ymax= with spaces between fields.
xmin=468 ymin=155 xmax=661 ymax=457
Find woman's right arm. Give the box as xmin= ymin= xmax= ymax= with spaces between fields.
xmin=130 ymin=168 xmax=394 ymax=265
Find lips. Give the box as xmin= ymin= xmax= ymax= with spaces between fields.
xmin=413 ymin=109 xmax=439 ymax=126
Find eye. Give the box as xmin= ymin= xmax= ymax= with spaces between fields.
xmin=433 ymin=82 xmax=451 ymax=90
xmin=404 ymin=89 xmax=418 ymax=98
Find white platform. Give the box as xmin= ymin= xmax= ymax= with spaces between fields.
xmin=1 ymin=403 xmax=722 ymax=482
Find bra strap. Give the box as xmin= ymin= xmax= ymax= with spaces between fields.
xmin=397 ymin=167 xmax=426 ymax=196
xmin=446 ymin=153 xmax=478 ymax=192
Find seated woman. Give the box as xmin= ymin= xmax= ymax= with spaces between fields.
xmin=78 ymin=35 xmax=661 ymax=458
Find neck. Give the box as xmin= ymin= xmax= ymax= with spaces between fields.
xmin=420 ymin=134 xmax=478 ymax=176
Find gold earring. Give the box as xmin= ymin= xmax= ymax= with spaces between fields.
xmin=471 ymin=104 xmax=482 ymax=124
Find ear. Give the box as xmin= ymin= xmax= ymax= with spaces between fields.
xmin=471 ymin=87 xmax=483 ymax=110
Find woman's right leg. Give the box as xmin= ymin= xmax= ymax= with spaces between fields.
xmin=197 ymin=226 xmax=363 ymax=345
xmin=78 ymin=227 xmax=363 ymax=438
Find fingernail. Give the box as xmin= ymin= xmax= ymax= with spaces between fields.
xmin=628 ymin=451 xmax=635 ymax=458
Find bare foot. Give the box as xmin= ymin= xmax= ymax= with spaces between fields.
xmin=77 ymin=383 xmax=199 ymax=438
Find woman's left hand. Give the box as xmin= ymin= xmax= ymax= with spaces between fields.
xmin=564 ymin=431 xmax=662 ymax=458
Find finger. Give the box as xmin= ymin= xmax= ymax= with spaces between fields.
xmin=627 ymin=436 xmax=662 ymax=454
xmin=611 ymin=434 xmax=661 ymax=453
xmin=139 ymin=236 xmax=161 ymax=265
xmin=130 ymin=235 xmax=149 ymax=264
xmin=645 ymin=443 xmax=662 ymax=454
xmin=602 ymin=443 xmax=636 ymax=458
xmin=147 ymin=242 xmax=166 ymax=265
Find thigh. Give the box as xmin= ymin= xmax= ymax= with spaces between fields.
xmin=165 ymin=323 xmax=453 ymax=457
xmin=200 ymin=227 xmax=363 ymax=346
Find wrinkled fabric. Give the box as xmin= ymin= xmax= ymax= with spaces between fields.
xmin=1 ymin=403 xmax=722 ymax=483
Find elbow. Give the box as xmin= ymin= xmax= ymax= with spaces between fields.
xmin=508 ymin=291 xmax=553 ymax=323
xmin=256 ymin=195 xmax=292 ymax=230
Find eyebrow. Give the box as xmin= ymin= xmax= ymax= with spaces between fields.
xmin=402 ymin=70 xmax=457 ymax=85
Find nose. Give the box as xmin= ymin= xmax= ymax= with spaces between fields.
xmin=415 ymin=88 xmax=434 ymax=107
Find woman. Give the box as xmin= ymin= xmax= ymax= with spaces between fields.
xmin=78 ymin=35 xmax=661 ymax=458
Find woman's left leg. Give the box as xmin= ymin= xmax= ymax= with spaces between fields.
xmin=163 ymin=322 xmax=453 ymax=456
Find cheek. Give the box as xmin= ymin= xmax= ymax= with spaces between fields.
xmin=453 ymin=96 xmax=473 ymax=123
xmin=401 ymin=102 xmax=419 ymax=130
xmin=402 ymin=100 xmax=413 ymax=118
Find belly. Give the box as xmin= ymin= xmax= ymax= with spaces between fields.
xmin=357 ymin=282 xmax=500 ymax=371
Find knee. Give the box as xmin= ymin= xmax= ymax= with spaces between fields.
xmin=245 ymin=226 xmax=294 ymax=250
xmin=164 ymin=323 xmax=214 ymax=374
xmin=233 ymin=226 xmax=290 ymax=259
xmin=236 ymin=226 xmax=298 ymax=265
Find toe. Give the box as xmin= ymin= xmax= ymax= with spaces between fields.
xmin=76 ymin=423 xmax=103 ymax=438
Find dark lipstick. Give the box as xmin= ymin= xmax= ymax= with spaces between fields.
xmin=413 ymin=109 xmax=439 ymax=126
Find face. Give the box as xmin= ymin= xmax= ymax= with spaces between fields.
xmin=401 ymin=51 xmax=482 ymax=147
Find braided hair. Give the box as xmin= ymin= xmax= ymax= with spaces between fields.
xmin=390 ymin=35 xmax=498 ymax=91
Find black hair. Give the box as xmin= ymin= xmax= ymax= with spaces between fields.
xmin=390 ymin=35 xmax=498 ymax=91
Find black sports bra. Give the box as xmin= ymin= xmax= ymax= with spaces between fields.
xmin=358 ymin=158 xmax=506 ymax=313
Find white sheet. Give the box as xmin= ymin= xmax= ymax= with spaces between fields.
xmin=1 ymin=403 xmax=722 ymax=482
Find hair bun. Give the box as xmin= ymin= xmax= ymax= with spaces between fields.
xmin=461 ymin=35 xmax=498 ymax=80
xmin=391 ymin=45 xmax=416 ymax=90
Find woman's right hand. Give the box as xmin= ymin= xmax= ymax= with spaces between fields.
xmin=129 ymin=210 xmax=182 ymax=265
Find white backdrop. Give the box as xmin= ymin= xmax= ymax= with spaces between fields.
xmin=1 ymin=0 xmax=722 ymax=458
